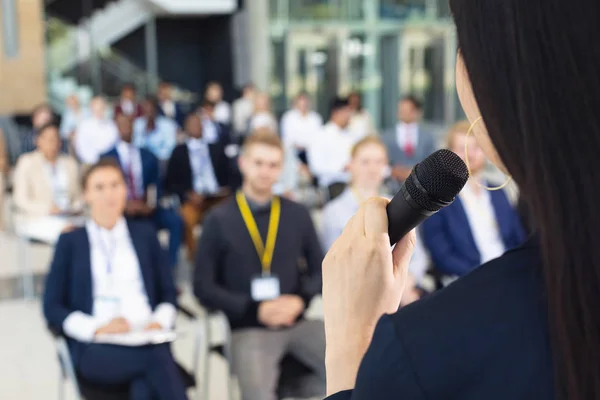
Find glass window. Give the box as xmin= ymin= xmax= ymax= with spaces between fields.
xmin=1 ymin=0 xmax=19 ymax=58
xmin=380 ymin=0 xmax=427 ymax=20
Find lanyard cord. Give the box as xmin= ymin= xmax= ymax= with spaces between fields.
xmin=236 ymin=191 xmax=281 ymax=275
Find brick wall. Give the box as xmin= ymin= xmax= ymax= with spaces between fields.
xmin=0 ymin=0 xmax=46 ymax=115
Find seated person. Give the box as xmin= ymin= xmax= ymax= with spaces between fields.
xmin=320 ymin=136 xmax=427 ymax=305
xmin=43 ymin=158 xmax=188 ymax=400
xmin=422 ymin=121 xmax=526 ymax=279
xmin=102 ymin=114 xmax=183 ymax=269
xmin=308 ymin=97 xmax=355 ymax=201
xmin=13 ymin=123 xmax=82 ymax=244
xmin=165 ymin=114 xmax=232 ymax=259
xmin=194 ymin=132 xmax=325 ymax=400
xmin=133 ymin=97 xmax=178 ymax=171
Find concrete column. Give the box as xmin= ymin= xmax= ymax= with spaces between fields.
xmin=362 ymin=0 xmax=381 ymax=129
xmin=246 ymin=0 xmax=271 ymax=91
xmin=144 ymin=16 xmax=159 ymax=93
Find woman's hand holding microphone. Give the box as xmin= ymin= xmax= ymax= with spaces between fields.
xmin=322 ymin=197 xmax=416 ymax=395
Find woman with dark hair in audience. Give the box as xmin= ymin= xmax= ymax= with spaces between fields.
xmin=321 ymin=1 xmax=600 ymax=399
xmin=43 ymin=158 xmax=188 ymax=400
xmin=421 ymin=121 xmax=526 ymax=280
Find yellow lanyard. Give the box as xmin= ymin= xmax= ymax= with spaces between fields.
xmin=236 ymin=191 xmax=281 ymax=275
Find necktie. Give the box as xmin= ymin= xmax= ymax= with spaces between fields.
xmin=404 ymin=125 xmax=415 ymax=158
xmin=127 ymin=146 xmax=138 ymax=200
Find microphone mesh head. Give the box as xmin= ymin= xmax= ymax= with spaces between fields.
xmin=406 ymin=149 xmax=470 ymax=212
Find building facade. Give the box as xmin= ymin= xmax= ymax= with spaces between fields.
xmin=235 ymin=0 xmax=462 ymax=130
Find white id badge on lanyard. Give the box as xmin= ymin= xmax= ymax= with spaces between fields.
xmin=251 ymin=274 xmax=281 ymax=301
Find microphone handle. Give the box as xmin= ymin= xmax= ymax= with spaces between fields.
xmin=386 ymin=185 xmax=431 ymax=245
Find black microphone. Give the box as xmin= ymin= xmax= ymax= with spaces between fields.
xmin=386 ymin=149 xmax=469 ymax=245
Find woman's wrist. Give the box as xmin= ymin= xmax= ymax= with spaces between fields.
xmin=324 ymin=332 xmax=373 ymax=395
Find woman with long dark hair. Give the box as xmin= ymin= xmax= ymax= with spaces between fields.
xmin=321 ymin=1 xmax=600 ymax=399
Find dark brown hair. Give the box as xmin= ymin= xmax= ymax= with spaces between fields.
xmin=81 ymin=158 xmax=124 ymax=190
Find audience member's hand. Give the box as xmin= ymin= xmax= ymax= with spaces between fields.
xmin=258 ymin=296 xmax=305 ymax=328
xmin=258 ymin=300 xmax=283 ymax=328
xmin=61 ymin=224 xmax=76 ymax=234
xmin=391 ymin=166 xmax=412 ymax=181
xmin=187 ymin=192 xmax=205 ymax=207
xmin=49 ymin=205 xmax=62 ymax=215
xmin=95 ymin=317 xmax=131 ymax=335
xmin=275 ymin=295 xmax=305 ymax=326
xmin=144 ymin=321 xmax=163 ymax=331
xmin=137 ymin=203 xmax=154 ymax=216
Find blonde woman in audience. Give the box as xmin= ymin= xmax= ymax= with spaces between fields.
xmin=249 ymin=92 xmax=278 ymax=133
xmin=347 ymin=91 xmax=375 ymax=141
xmin=13 ymin=123 xmax=82 ymax=244
xmin=0 ymin=128 xmax=7 ymax=230
xmin=421 ymin=121 xmax=526 ymax=279
xmin=320 ymin=136 xmax=426 ymax=305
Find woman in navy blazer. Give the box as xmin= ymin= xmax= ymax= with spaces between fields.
xmin=319 ymin=2 xmax=600 ymax=399
xmin=43 ymin=158 xmax=188 ymax=400
xmin=421 ymin=121 xmax=526 ymax=277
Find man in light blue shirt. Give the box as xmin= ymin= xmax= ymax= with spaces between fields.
xmin=133 ymin=97 xmax=177 ymax=168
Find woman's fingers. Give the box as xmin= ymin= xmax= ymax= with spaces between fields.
xmin=363 ymin=197 xmax=391 ymax=241
xmin=392 ymin=229 xmax=417 ymax=278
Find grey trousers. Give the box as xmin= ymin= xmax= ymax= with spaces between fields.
xmin=231 ymin=319 xmax=326 ymax=400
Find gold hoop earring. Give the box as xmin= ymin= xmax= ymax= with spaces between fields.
xmin=465 ymin=116 xmax=512 ymax=191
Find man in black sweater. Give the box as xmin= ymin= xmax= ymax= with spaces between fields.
xmin=194 ymin=131 xmax=325 ymax=400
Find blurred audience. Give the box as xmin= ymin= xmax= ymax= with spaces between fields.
xmin=133 ymin=97 xmax=178 ymax=170
xmin=383 ymin=96 xmax=436 ymax=184
xmin=308 ymin=96 xmax=354 ymax=200
xmin=205 ymin=81 xmax=231 ymax=125
xmin=320 ymin=136 xmax=425 ymax=304
xmin=21 ymin=103 xmax=55 ymax=157
xmin=102 ymin=115 xmax=183 ymax=269
xmin=280 ymin=92 xmax=323 ymax=166
xmin=13 ymin=123 xmax=82 ymax=244
xmin=198 ymin=100 xmax=232 ymax=146
xmin=249 ymin=92 xmax=278 ymax=133
xmin=165 ymin=114 xmax=232 ymax=259
xmin=157 ymin=81 xmax=185 ymax=128
xmin=194 ymin=132 xmax=325 ymax=400
xmin=43 ymin=158 xmax=188 ymax=400
xmin=347 ymin=91 xmax=375 ymax=140
xmin=422 ymin=121 xmax=526 ymax=279
xmin=114 ymin=84 xmax=143 ymax=120
xmin=75 ymin=96 xmax=119 ymax=166
xmin=232 ymin=83 xmax=256 ymax=136
xmin=59 ymin=95 xmax=89 ymax=142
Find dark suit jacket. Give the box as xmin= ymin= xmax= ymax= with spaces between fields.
xmin=164 ymin=142 xmax=232 ymax=203
xmin=42 ymin=221 xmax=177 ymax=367
xmin=326 ymin=238 xmax=554 ymax=400
xmin=101 ymin=146 xmax=162 ymax=199
xmin=421 ymin=188 xmax=526 ymax=276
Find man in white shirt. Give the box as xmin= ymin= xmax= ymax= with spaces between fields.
xmin=308 ymin=97 xmax=354 ymax=200
xmin=281 ymin=92 xmax=323 ymax=165
xmin=382 ymin=96 xmax=436 ymax=185
xmin=232 ymin=83 xmax=256 ymax=136
xmin=157 ymin=81 xmax=185 ymax=128
xmin=205 ymin=81 xmax=231 ymax=125
xmin=74 ymin=96 xmax=119 ymax=165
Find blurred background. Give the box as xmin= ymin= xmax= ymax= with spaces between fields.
xmin=0 ymin=1 xmax=524 ymax=400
